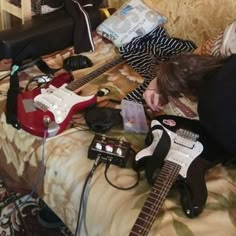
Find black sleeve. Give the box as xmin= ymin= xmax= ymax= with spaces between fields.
xmin=198 ymin=54 xmax=236 ymax=157
xmin=63 ymin=0 xmax=102 ymax=54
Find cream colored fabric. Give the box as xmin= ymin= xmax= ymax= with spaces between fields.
xmin=0 ymin=35 xmax=236 ymax=235
xmin=0 ymin=1 xmax=236 ymax=236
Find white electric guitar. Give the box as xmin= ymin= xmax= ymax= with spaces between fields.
xmin=129 ymin=115 xmax=218 ymax=236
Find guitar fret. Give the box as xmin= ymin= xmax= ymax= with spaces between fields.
xmin=66 ymin=57 xmax=123 ymax=91
xmin=155 ymin=175 xmax=168 ymax=181
xmin=138 ymin=210 xmax=152 ymax=218
xmin=145 ymin=192 xmax=168 ymax=210
xmin=142 ymin=204 xmax=156 ymax=213
xmin=160 ymin=171 xmax=171 ymax=177
xmin=159 ymin=167 xmax=171 ymax=173
xmin=149 ymin=191 xmax=160 ymax=199
xmin=146 ymin=194 xmax=167 ymax=205
xmin=143 ymin=200 xmax=158 ymax=211
xmin=151 ymin=188 xmax=160 ymax=195
xmin=136 ymin=216 xmax=150 ymax=225
xmin=142 ymin=182 xmax=177 ymax=213
xmin=130 ymin=224 xmax=147 ymax=236
xmin=157 ymin=171 xmax=170 ymax=178
xmin=130 ymin=230 xmax=141 ymax=236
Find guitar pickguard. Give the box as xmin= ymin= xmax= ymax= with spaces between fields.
xmin=34 ymin=84 xmax=95 ymax=124
xmin=136 ymin=119 xmax=203 ymax=178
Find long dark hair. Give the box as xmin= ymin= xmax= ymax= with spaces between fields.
xmin=156 ymin=53 xmax=224 ymax=103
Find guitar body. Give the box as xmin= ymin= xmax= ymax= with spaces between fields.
xmin=135 ymin=115 xmax=225 ymax=219
xmin=17 ymin=72 xmax=96 ymax=137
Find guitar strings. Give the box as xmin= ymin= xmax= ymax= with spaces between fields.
xmin=142 ymin=163 xmax=180 ymax=235
xmin=66 ymin=56 xmax=123 ymax=92
xmin=131 ymin=162 xmax=180 ymax=235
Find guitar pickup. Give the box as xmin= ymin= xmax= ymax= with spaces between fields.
xmin=174 ymin=129 xmax=199 ymax=149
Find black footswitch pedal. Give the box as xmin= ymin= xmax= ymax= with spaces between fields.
xmin=88 ymin=134 xmax=131 ymax=167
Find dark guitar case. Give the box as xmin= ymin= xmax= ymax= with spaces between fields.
xmin=0 ymin=8 xmax=101 ymax=61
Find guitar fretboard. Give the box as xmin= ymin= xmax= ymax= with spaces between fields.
xmin=129 ymin=161 xmax=181 ymax=236
xmin=66 ymin=56 xmax=124 ymax=91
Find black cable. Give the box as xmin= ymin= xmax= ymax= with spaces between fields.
xmin=69 ymin=120 xmax=91 ymax=131
xmin=0 ymin=72 xmax=10 ymax=81
xmin=104 ymin=160 xmax=140 ymax=191
xmin=24 ymin=74 xmax=52 ymax=91
xmin=0 ymin=58 xmax=42 ymax=78
xmin=73 ymin=126 xmax=91 ymax=132
xmin=75 ymin=156 xmax=102 ymax=236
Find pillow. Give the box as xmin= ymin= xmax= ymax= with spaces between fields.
xmin=194 ymin=20 xmax=236 ymax=57
xmin=96 ymin=0 xmax=167 ymax=47
xmin=193 ymin=32 xmax=224 ymax=56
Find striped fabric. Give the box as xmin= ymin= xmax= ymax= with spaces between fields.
xmin=119 ymin=27 xmax=197 ymax=103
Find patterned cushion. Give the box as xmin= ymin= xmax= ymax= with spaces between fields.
xmin=96 ymin=0 xmax=167 ymax=47
xmin=193 ymin=32 xmax=224 ymax=56
xmin=194 ymin=20 xmax=236 ymax=57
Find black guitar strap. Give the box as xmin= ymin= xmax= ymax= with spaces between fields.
xmin=6 ymin=65 xmax=21 ymax=129
xmin=145 ymin=124 xmax=171 ymax=185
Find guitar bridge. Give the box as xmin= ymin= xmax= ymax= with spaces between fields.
xmin=174 ymin=129 xmax=199 ymax=149
xmin=34 ymin=101 xmax=48 ymax=112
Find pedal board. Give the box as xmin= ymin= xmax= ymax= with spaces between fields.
xmin=88 ymin=134 xmax=131 ymax=167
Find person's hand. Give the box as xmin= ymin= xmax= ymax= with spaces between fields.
xmin=0 ymin=59 xmax=12 ymax=71
xmin=143 ymin=78 xmax=164 ymax=112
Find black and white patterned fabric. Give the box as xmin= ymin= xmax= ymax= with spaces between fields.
xmin=119 ymin=27 xmax=197 ymax=103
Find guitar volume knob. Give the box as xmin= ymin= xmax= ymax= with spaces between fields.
xmin=95 ymin=142 xmax=102 ymax=150
xmin=116 ymin=147 xmax=122 ymax=156
xmin=105 ymin=144 xmax=113 ymax=153
xmin=43 ymin=115 xmax=51 ymax=126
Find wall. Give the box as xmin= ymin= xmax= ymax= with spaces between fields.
xmin=107 ymin=0 xmax=236 ymax=46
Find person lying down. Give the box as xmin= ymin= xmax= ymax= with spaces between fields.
xmin=143 ymin=53 xmax=236 ymax=160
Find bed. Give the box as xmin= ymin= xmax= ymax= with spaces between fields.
xmin=0 ymin=0 xmax=236 ymax=235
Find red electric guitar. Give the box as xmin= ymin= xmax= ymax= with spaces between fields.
xmin=17 ymin=56 xmax=123 ymax=137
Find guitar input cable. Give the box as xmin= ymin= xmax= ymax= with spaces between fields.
xmin=74 ymin=148 xmax=141 ymax=235
xmin=25 ymin=74 xmax=53 ymax=91
xmin=74 ymin=156 xmax=102 ymax=236
xmin=104 ymin=155 xmax=141 ymax=191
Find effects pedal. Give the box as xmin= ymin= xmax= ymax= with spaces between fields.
xmin=88 ymin=134 xmax=131 ymax=167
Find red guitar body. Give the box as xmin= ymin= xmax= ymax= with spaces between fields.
xmin=17 ymin=73 xmax=97 ymax=137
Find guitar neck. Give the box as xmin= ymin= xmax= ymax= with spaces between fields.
xmin=129 ymin=161 xmax=181 ymax=236
xmin=66 ymin=56 xmax=124 ymax=91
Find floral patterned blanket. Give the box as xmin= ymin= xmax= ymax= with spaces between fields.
xmin=0 ymin=33 xmax=235 ymax=236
